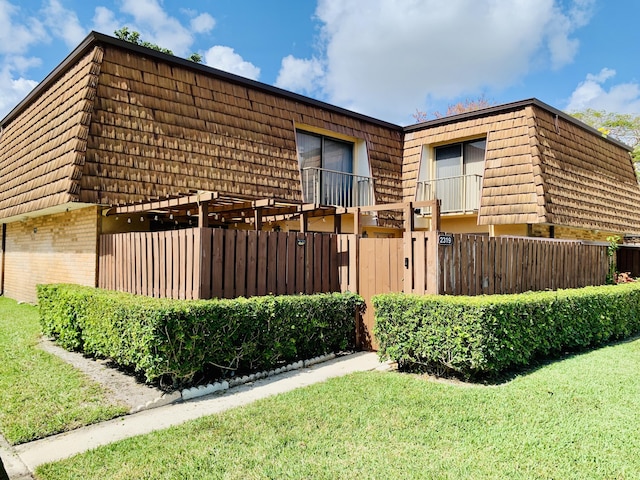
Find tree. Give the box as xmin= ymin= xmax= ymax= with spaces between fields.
xmin=570 ymin=109 xmax=640 ymax=167
xmin=413 ymin=95 xmax=495 ymax=123
xmin=114 ymin=27 xmax=202 ymax=63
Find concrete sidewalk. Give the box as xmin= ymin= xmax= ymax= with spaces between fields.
xmin=3 ymin=351 xmax=385 ymax=478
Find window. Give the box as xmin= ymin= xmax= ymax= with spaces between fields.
xmin=435 ymin=139 xmax=485 ymax=179
xmin=419 ymin=139 xmax=485 ymax=212
xmin=434 ymin=139 xmax=485 ymax=212
xmin=296 ymin=130 xmax=356 ymax=205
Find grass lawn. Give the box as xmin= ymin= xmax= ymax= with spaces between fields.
xmin=0 ymin=297 xmax=128 ymax=445
xmin=37 ymin=337 xmax=640 ymax=479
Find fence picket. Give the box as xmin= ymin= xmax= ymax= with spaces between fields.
xmin=98 ymin=228 xmax=609 ymax=302
xmin=267 ymin=232 xmax=279 ymax=295
xmin=245 ymin=231 xmax=258 ymax=297
xmin=235 ymin=231 xmax=247 ymax=298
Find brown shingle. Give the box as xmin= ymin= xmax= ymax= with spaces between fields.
xmin=0 ymin=46 xmax=103 ymax=219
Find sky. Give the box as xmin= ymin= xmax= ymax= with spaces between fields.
xmin=0 ymin=0 xmax=639 ymax=126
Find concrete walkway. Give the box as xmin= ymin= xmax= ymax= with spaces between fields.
xmin=2 ymin=352 xmax=385 ymax=478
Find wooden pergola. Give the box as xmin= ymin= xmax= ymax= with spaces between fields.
xmin=104 ymin=190 xmax=441 ymax=234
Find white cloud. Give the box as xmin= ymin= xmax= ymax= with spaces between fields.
xmin=275 ymin=55 xmax=324 ymax=95
xmin=190 ymin=13 xmax=215 ymax=34
xmin=92 ymin=1 xmax=217 ymax=57
xmin=566 ymin=68 xmax=640 ymax=114
xmin=203 ymin=46 xmax=260 ymax=80
xmin=0 ymin=1 xmax=47 ymax=118
xmin=0 ymin=0 xmax=48 ymax=55
xmin=92 ymin=6 xmax=120 ymax=36
xmin=0 ymin=63 xmax=38 ymax=119
xmin=544 ymin=0 xmax=594 ymax=69
xmin=117 ymin=0 xmax=196 ymax=56
xmin=278 ymin=0 xmax=595 ymax=123
xmin=42 ymin=0 xmax=87 ymax=48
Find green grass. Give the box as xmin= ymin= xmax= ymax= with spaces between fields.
xmin=37 ymin=337 xmax=640 ymax=479
xmin=0 ymin=297 xmax=128 ymax=445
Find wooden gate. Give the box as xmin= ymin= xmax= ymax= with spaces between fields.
xmin=357 ymin=231 xmax=438 ymax=349
xmin=358 ymin=237 xmax=404 ymax=349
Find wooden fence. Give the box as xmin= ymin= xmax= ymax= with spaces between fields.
xmin=98 ymin=228 xmax=348 ymax=299
xmin=438 ymin=234 xmax=609 ymax=295
xmin=99 ymin=229 xmax=611 ymax=300
xmin=617 ymin=245 xmax=640 ymax=277
xmin=98 ymin=228 xmax=612 ymax=350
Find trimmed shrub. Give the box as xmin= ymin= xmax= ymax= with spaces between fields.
xmin=37 ymin=285 xmax=363 ymax=386
xmin=374 ymin=283 xmax=640 ymax=379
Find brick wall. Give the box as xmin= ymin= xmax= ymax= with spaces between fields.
xmin=3 ymin=206 xmax=99 ymax=303
xmin=530 ymin=223 xmax=614 ymax=242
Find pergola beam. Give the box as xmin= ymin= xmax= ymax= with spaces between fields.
xmin=106 ymin=191 xmax=219 ymax=215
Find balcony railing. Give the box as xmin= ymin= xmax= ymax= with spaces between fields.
xmin=301 ymin=167 xmax=375 ymax=208
xmin=416 ymin=174 xmax=483 ymax=213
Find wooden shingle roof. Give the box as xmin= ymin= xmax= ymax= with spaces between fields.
xmin=529 ymin=105 xmax=640 ymax=233
xmin=2 ymin=32 xmax=639 ymax=234
xmin=404 ymin=99 xmax=640 ymax=234
xmin=0 ymin=46 xmax=103 ymax=220
xmin=0 ymin=32 xmax=404 ymax=224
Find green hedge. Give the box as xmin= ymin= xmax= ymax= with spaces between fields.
xmin=374 ymin=283 xmax=640 ymax=379
xmin=37 ymin=284 xmax=363 ymax=386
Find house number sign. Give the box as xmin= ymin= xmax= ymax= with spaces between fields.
xmin=438 ymin=234 xmax=454 ymax=246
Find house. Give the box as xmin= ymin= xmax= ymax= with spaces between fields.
xmin=1 ymin=31 xmax=639 ymax=303
xmin=404 ymin=99 xmax=640 ymax=240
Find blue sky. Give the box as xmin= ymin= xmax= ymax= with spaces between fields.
xmin=1 ymin=0 xmax=639 ymax=125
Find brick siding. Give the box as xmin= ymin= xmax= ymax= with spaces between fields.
xmin=3 ymin=206 xmax=99 ymax=303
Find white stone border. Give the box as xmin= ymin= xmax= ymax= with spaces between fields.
xmin=131 ymin=352 xmax=337 ymax=413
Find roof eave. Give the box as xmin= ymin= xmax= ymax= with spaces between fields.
xmin=1 ymin=31 xmax=403 ymax=132
xmin=404 ymin=98 xmax=634 ymax=152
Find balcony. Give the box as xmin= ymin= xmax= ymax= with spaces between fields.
xmin=301 ymin=167 xmax=375 ymax=208
xmin=416 ymin=174 xmax=483 ymax=214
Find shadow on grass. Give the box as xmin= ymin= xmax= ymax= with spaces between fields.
xmin=397 ymin=332 xmax=640 ymax=387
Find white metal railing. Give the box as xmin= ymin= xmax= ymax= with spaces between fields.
xmin=416 ymin=174 xmax=482 ymax=213
xmin=301 ymin=167 xmax=375 ymax=207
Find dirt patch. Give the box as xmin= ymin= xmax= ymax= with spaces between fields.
xmin=37 ymin=338 xmax=165 ymax=411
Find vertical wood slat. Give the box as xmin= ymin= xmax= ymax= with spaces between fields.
xmin=151 ymin=232 xmax=159 ymax=297
xmin=267 ymin=232 xmax=278 ymax=295
xmin=304 ymin=235 xmax=314 ymax=295
xmin=191 ymin=227 xmax=201 ymax=299
xmin=257 ymin=231 xmax=269 ymax=295
xmin=436 ymin=234 xmax=609 ymax=295
xmin=224 ymin=230 xmax=236 ymax=299
xmin=314 ymin=234 xmax=323 ymax=293
xmin=212 ymin=229 xmax=224 ymax=298
xmin=200 ymin=228 xmax=212 ymax=299
xmin=295 ymin=233 xmax=306 ymax=294
xmin=246 ymin=231 xmax=258 ymax=297
xmin=145 ymin=233 xmax=153 ymax=297
xmin=322 ymin=234 xmax=331 ymax=293
xmin=337 ymin=234 xmax=357 ymax=293
xmin=180 ymin=229 xmax=189 ymax=299
xmin=412 ymin=233 xmax=426 ymax=294
xmin=276 ymin=233 xmax=288 ymax=295
xmin=286 ymin=234 xmax=297 ymax=295
xmin=235 ymin=231 xmax=247 ymax=298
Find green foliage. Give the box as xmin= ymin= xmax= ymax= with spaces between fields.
xmin=606 ymin=235 xmax=622 ymax=284
xmin=374 ymin=283 xmax=640 ymax=379
xmin=114 ymin=27 xmax=173 ymax=55
xmin=571 ymin=109 xmax=640 ymax=167
xmin=37 ymin=285 xmax=363 ymax=387
xmin=114 ymin=27 xmax=202 ymax=62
